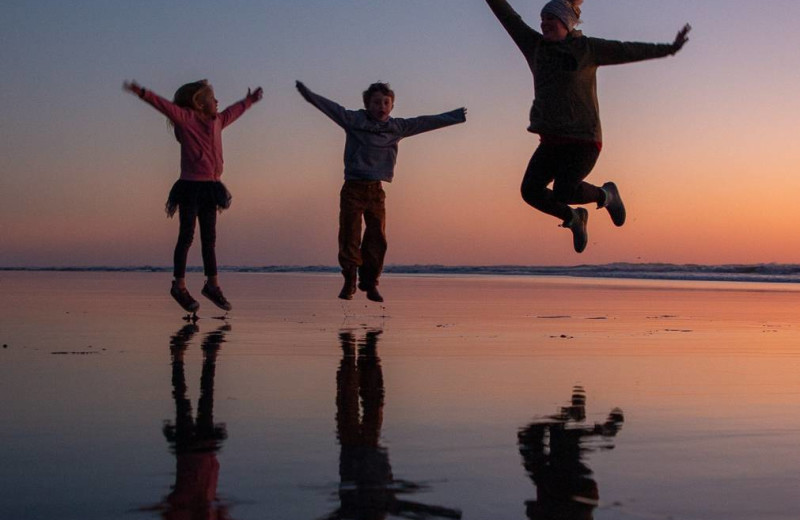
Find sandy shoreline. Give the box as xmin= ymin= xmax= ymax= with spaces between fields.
xmin=2 ymin=271 xmax=799 ymax=520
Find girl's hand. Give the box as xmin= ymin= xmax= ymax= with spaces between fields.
xmin=122 ymin=80 xmax=143 ymax=96
xmin=247 ymin=87 xmax=263 ymax=103
xmin=671 ymin=23 xmax=691 ymax=54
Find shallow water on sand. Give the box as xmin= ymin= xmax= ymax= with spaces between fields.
xmin=1 ymin=272 xmax=799 ymax=520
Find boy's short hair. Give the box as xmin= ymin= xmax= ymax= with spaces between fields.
xmin=362 ymin=82 xmax=395 ymax=108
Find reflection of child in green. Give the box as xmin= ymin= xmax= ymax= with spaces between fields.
xmin=142 ymin=324 xmax=233 ymax=520
xmin=320 ymin=329 xmax=462 ymax=520
xmin=518 ymin=386 xmax=624 ymax=520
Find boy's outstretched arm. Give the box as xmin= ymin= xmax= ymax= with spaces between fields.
xmin=295 ymin=81 xmax=353 ymax=129
xmin=670 ymin=23 xmax=692 ymax=54
xmin=398 ymin=107 xmax=467 ymax=138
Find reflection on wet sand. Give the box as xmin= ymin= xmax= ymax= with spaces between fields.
xmin=518 ymin=386 xmax=624 ymax=520
xmin=143 ymin=323 xmax=233 ymax=520
xmin=320 ymin=329 xmax=461 ymax=520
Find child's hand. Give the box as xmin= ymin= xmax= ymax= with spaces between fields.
xmin=671 ymin=23 xmax=691 ymax=54
xmin=123 ymin=80 xmax=143 ymax=96
xmin=247 ymin=87 xmax=263 ymax=103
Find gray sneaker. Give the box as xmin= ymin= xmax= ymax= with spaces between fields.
xmin=601 ymin=182 xmax=626 ymax=227
xmin=563 ymin=208 xmax=589 ymax=253
xmin=170 ymin=282 xmax=200 ymax=312
xmin=201 ymin=283 xmax=232 ymax=311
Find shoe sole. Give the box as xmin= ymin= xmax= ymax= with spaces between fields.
xmin=572 ymin=208 xmax=589 ymax=253
xmin=171 ymin=293 xmax=199 ymax=313
xmin=201 ymin=290 xmax=232 ymax=312
xmin=603 ymin=182 xmax=626 ymax=227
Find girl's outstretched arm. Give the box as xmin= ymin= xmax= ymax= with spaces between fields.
xmin=123 ymin=80 xmax=191 ymax=124
xmin=246 ymin=87 xmax=264 ymax=104
xmin=219 ymin=86 xmax=264 ymax=129
xmin=123 ymin=80 xmax=144 ymax=97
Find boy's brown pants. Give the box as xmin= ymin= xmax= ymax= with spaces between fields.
xmin=338 ymin=180 xmax=386 ymax=287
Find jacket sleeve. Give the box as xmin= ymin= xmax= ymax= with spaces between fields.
xmin=589 ymin=37 xmax=675 ymax=66
xmin=396 ymin=108 xmax=467 ymax=138
xmin=140 ymin=89 xmax=193 ymax=126
xmin=296 ymin=83 xmax=353 ymax=129
xmin=219 ymin=97 xmax=254 ymax=129
xmin=485 ymin=0 xmax=541 ymax=54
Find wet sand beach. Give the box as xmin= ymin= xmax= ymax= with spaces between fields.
xmin=1 ymin=271 xmax=799 ymax=519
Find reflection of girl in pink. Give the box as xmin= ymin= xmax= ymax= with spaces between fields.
xmin=142 ymin=324 xmax=232 ymax=520
xmin=123 ymin=79 xmax=262 ymax=313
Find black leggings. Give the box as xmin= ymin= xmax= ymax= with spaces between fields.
xmin=173 ymin=197 xmax=218 ymax=279
xmin=521 ymin=142 xmax=602 ymax=223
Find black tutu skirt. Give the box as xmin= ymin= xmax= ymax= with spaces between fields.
xmin=165 ymin=180 xmax=232 ymax=217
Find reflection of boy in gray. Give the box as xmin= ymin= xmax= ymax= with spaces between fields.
xmin=297 ymin=81 xmax=466 ymax=302
xmin=321 ymin=330 xmax=462 ymax=520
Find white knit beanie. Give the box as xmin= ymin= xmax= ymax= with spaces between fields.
xmin=541 ymin=0 xmax=583 ymax=31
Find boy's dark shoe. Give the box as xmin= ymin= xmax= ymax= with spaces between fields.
xmin=358 ymin=281 xmax=384 ymax=303
xmin=339 ymin=278 xmax=357 ymax=300
xmin=563 ymin=207 xmax=589 ymax=253
xmin=201 ymin=283 xmax=232 ymax=311
xmin=338 ymin=269 xmax=357 ymax=300
xmin=600 ymin=182 xmax=626 ymax=227
xmin=171 ymin=282 xmax=200 ymax=313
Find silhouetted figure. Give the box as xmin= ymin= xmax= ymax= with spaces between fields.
xmin=320 ymin=329 xmax=461 ymax=520
xmin=296 ymin=81 xmax=466 ymax=302
xmin=123 ymin=79 xmax=263 ymax=312
xmin=518 ymin=385 xmax=623 ymax=520
xmin=485 ymin=0 xmax=690 ymax=253
xmin=143 ymin=324 xmax=233 ymax=520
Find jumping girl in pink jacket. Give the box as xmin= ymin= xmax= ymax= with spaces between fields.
xmin=123 ymin=79 xmax=262 ymax=313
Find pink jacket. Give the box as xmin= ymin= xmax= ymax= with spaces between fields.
xmin=141 ymin=90 xmax=254 ymax=181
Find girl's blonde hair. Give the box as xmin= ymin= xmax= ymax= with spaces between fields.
xmin=169 ymin=79 xmax=209 ymax=141
xmin=173 ymin=79 xmax=209 ymax=109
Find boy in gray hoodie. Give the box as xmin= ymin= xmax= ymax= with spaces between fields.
xmin=296 ymin=81 xmax=466 ymax=302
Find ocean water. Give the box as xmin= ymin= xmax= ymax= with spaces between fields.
xmin=7 ymin=262 xmax=800 ymax=284
xmin=1 ymin=271 xmax=799 ymax=520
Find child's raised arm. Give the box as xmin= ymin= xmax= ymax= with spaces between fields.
xmin=670 ymin=23 xmax=692 ymax=55
xmin=295 ymin=81 xmax=354 ymax=130
xmin=485 ymin=0 xmax=541 ymax=54
xmin=218 ymin=86 xmax=264 ymax=129
xmin=396 ymin=107 xmax=467 ymax=138
xmin=123 ymin=80 xmax=193 ymax=125
xmin=123 ymin=80 xmax=144 ymax=97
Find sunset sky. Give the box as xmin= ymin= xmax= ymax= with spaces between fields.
xmin=2 ymin=0 xmax=800 ymax=268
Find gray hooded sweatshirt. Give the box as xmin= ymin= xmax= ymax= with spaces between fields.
xmin=297 ymin=83 xmax=466 ymax=182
